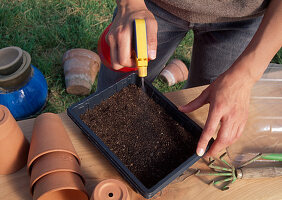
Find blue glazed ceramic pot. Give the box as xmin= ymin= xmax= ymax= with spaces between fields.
xmin=0 ymin=47 xmax=48 ymax=120
xmin=0 ymin=65 xmax=48 ymax=119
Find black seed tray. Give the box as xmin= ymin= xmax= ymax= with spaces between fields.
xmin=67 ymin=73 xmax=213 ymax=199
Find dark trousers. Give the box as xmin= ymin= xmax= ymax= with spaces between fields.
xmin=97 ymin=0 xmax=263 ymax=92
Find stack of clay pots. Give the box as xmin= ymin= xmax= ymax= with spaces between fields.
xmin=159 ymin=59 xmax=189 ymax=86
xmin=0 ymin=105 xmax=29 ymax=175
xmin=27 ymin=113 xmax=88 ymax=200
xmin=62 ymin=48 xmax=101 ymax=95
xmin=91 ymin=179 xmax=130 ymax=200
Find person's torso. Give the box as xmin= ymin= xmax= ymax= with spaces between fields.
xmin=150 ymin=0 xmax=270 ymax=23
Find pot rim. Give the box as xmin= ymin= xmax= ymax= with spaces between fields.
xmin=0 ymin=105 xmax=8 ymax=126
xmin=31 ymin=169 xmax=85 ymax=194
xmin=35 ymin=187 xmax=88 ymax=200
xmin=0 ymin=46 xmax=23 ymax=75
xmin=33 ymin=171 xmax=88 ymax=200
xmin=30 ymin=152 xmax=84 ymax=192
xmin=27 ymin=113 xmax=81 ymax=173
xmin=28 ymin=150 xmax=81 ymax=174
xmin=0 ymin=105 xmax=16 ymax=139
xmin=0 ymin=108 xmax=4 ymax=121
xmin=62 ymin=48 xmax=101 ymax=65
xmin=0 ymin=50 xmax=32 ymax=91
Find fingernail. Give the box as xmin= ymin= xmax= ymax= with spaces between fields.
xmin=178 ymin=106 xmax=184 ymax=111
xmin=197 ymin=148 xmax=205 ymax=157
xmin=148 ymin=50 xmax=156 ymax=60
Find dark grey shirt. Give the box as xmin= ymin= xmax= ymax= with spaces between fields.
xmin=150 ymin=0 xmax=269 ymax=23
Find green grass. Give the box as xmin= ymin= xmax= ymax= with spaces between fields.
xmin=0 ymin=0 xmax=281 ymax=114
xmin=272 ymin=49 xmax=282 ymax=64
xmin=0 ymin=0 xmax=115 ymax=113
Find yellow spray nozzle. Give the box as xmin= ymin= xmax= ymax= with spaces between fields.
xmin=133 ymin=19 xmax=148 ymax=78
xmin=137 ymin=66 xmax=147 ymax=77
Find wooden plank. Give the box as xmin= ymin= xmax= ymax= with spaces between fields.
xmin=1 ymin=81 xmax=282 ymax=200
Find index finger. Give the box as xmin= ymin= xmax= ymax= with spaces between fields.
xmin=196 ymin=106 xmax=221 ymax=156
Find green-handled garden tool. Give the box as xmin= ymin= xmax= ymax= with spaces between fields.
xmin=195 ymin=152 xmax=282 ymax=191
xmin=258 ymin=153 xmax=282 ymax=161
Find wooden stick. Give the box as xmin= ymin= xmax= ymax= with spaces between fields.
xmin=237 ymin=167 xmax=282 ymax=179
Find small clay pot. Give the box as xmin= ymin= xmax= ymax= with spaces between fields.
xmin=0 ymin=105 xmax=29 ymax=175
xmin=91 ymin=179 xmax=130 ymax=200
xmin=0 ymin=46 xmax=23 ymax=75
xmin=27 ymin=113 xmax=80 ymax=173
xmin=62 ymin=48 xmax=101 ymax=95
xmin=159 ymin=59 xmax=188 ymax=86
xmin=30 ymin=152 xmax=85 ymax=193
xmin=33 ymin=171 xmax=88 ymax=200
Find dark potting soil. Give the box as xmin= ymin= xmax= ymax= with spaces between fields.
xmin=80 ymin=85 xmax=198 ymax=188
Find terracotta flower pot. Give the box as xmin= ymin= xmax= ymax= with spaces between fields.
xmin=0 ymin=46 xmax=23 ymax=75
xmin=91 ymin=179 xmax=130 ymax=200
xmin=62 ymin=48 xmax=101 ymax=95
xmin=159 ymin=59 xmax=188 ymax=86
xmin=30 ymin=152 xmax=85 ymax=193
xmin=0 ymin=105 xmax=29 ymax=175
xmin=27 ymin=113 xmax=80 ymax=173
xmin=33 ymin=171 xmax=88 ymax=200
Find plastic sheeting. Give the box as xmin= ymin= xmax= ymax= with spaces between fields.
xmin=227 ymin=63 xmax=282 ymax=167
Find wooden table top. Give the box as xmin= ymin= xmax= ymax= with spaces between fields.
xmin=1 ymin=70 xmax=282 ymax=200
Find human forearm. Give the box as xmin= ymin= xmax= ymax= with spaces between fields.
xmin=229 ymin=0 xmax=282 ymax=83
xmin=179 ymin=0 xmax=282 ymax=157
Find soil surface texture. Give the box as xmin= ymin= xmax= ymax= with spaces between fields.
xmin=81 ymin=84 xmax=197 ymax=188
